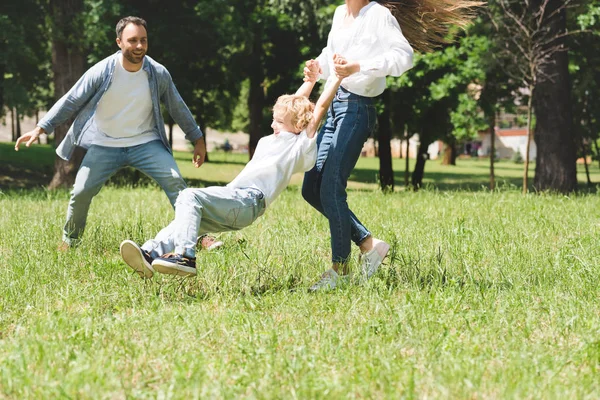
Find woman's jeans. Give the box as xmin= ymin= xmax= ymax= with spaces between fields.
xmin=302 ymin=87 xmax=377 ymax=263
xmin=63 ymin=140 xmax=186 ymax=244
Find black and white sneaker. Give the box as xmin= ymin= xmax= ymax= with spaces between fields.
xmin=120 ymin=240 xmax=155 ymax=279
xmin=152 ymin=253 xmax=197 ymax=277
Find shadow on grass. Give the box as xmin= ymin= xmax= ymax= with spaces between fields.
xmin=349 ymin=166 xmax=525 ymax=191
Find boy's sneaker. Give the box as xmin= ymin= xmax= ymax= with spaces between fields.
xmin=358 ymin=239 xmax=390 ymax=282
xmin=199 ymin=234 xmax=224 ymax=251
xmin=152 ymin=253 xmax=197 ymax=277
xmin=120 ymin=240 xmax=155 ymax=279
xmin=309 ymin=269 xmax=348 ymax=292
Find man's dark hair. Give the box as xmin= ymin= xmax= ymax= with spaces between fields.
xmin=116 ymin=16 xmax=147 ymax=39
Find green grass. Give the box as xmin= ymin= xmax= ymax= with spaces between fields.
xmin=0 ymin=142 xmax=600 ymax=398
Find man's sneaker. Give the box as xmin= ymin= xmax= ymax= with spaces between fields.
xmin=152 ymin=253 xmax=197 ymax=277
xmin=358 ymin=239 xmax=390 ymax=282
xmin=309 ymin=269 xmax=348 ymax=292
xmin=199 ymin=235 xmax=224 ymax=251
xmin=120 ymin=240 xmax=155 ymax=279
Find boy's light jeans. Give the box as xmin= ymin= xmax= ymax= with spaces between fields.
xmin=142 ymin=186 xmax=266 ymax=259
xmin=63 ymin=140 xmax=186 ymax=244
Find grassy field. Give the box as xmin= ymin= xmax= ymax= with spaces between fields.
xmin=1 ymin=142 xmax=600 ymax=398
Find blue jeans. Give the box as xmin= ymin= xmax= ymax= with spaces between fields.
xmin=141 ymin=186 xmax=265 ymax=259
xmin=63 ymin=140 xmax=186 ymax=244
xmin=302 ymin=87 xmax=377 ymax=263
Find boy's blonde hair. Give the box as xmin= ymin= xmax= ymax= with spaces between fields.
xmin=273 ymin=95 xmax=315 ymax=132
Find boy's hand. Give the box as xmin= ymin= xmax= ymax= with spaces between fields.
xmin=303 ymin=59 xmax=321 ymax=83
xmin=333 ymin=54 xmax=359 ymax=79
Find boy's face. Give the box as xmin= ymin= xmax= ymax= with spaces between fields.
xmin=271 ymin=112 xmax=297 ymax=135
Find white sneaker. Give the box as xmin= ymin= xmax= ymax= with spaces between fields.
xmin=120 ymin=240 xmax=155 ymax=279
xmin=358 ymin=239 xmax=390 ymax=282
xmin=309 ymin=269 xmax=348 ymax=292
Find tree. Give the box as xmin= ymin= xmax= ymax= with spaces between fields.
xmin=47 ymin=0 xmax=86 ymax=189
xmin=488 ymin=0 xmax=579 ymax=193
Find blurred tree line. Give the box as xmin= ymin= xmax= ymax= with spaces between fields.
xmin=0 ymin=0 xmax=598 ymax=193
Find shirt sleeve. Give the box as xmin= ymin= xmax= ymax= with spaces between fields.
xmin=37 ymin=63 xmax=103 ymax=134
xmin=295 ymin=132 xmax=317 ymax=172
xmin=358 ymin=12 xmax=414 ymax=78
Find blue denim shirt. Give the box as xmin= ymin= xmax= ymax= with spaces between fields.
xmin=38 ymin=51 xmax=203 ymax=161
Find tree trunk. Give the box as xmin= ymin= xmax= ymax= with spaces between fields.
xmin=11 ymin=107 xmax=16 ymax=141
xmin=247 ymin=24 xmax=265 ymax=160
xmin=411 ymin=142 xmax=429 ymax=190
xmin=441 ymin=140 xmax=456 ymax=165
xmin=48 ymin=0 xmax=86 ymax=190
xmin=378 ymin=92 xmax=394 ymax=192
xmin=0 ymin=63 xmax=4 ymax=116
xmin=15 ymin=107 xmax=21 ymax=138
xmin=532 ymin=0 xmax=577 ymax=193
xmin=523 ymin=86 xmax=534 ymax=194
xmin=594 ymin=139 xmax=600 ymax=170
xmin=168 ymin=118 xmax=174 ymax=148
xmin=404 ymin=131 xmax=410 ymax=187
xmin=582 ymin=140 xmax=592 ymax=186
xmin=489 ymin=115 xmax=496 ymax=191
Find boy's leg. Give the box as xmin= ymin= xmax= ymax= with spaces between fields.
xmin=127 ymin=140 xmax=187 ymax=208
xmin=63 ymin=145 xmax=124 ymax=245
xmin=151 ymin=186 xmax=264 ymax=276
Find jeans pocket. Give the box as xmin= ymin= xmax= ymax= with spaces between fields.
xmin=336 ymin=89 xmax=353 ymax=102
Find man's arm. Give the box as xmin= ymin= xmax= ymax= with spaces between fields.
xmin=15 ymin=63 xmax=104 ymax=151
xmin=159 ymin=69 xmax=205 ymax=167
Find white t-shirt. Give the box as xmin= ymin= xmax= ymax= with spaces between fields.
xmin=227 ymin=130 xmax=317 ymax=207
xmin=317 ymin=2 xmax=414 ymax=97
xmin=93 ymin=55 xmax=158 ymax=147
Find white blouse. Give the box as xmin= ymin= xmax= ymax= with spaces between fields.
xmin=316 ymin=2 xmax=414 ymax=97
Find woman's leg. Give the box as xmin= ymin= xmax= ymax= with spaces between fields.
xmin=319 ymin=93 xmax=377 ymax=267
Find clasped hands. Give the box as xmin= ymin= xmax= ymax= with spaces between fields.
xmin=303 ymin=54 xmax=360 ymax=83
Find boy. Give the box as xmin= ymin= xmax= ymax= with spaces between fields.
xmin=120 ymin=58 xmax=344 ymax=278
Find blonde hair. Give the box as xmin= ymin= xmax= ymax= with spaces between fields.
xmin=273 ymin=95 xmax=315 ymax=132
xmin=374 ymin=0 xmax=485 ymax=53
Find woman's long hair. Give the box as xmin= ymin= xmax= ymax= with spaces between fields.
xmin=373 ymin=0 xmax=485 ymax=53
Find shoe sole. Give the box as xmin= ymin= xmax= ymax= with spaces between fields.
xmin=120 ymin=240 xmax=154 ymax=279
xmin=152 ymin=260 xmax=197 ymax=277
xmin=369 ymin=241 xmax=390 ymax=278
xmin=205 ymin=240 xmax=224 ymax=251
xmin=360 ymin=241 xmax=391 ymax=281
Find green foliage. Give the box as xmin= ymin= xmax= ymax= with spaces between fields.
xmin=511 ymin=150 xmax=523 ymax=164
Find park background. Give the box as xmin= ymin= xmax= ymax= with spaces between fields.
xmin=1 ymin=0 xmax=600 ymax=398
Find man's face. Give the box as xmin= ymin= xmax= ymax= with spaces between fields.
xmin=116 ymin=23 xmax=148 ymax=65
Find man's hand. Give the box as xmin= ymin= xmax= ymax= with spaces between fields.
xmin=15 ymin=127 xmax=45 ymax=151
xmin=333 ymin=54 xmax=359 ymax=79
xmin=303 ymin=59 xmax=321 ymax=83
xmin=193 ymin=138 xmax=206 ymax=168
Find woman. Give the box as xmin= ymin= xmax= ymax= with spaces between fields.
xmin=303 ymin=0 xmax=482 ymax=290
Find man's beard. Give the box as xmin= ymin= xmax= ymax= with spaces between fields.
xmin=124 ymin=50 xmax=145 ymax=64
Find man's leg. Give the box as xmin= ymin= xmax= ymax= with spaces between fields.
xmin=127 ymin=140 xmax=186 ymax=208
xmin=63 ymin=145 xmax=124 ymax=245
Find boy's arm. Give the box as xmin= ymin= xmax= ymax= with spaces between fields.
xmin=304 ymin=76 xmax=342 ymax=138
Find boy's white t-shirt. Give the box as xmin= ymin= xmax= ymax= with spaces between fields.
xmin=92 ymin=55 xmax=159 ymax=147
xmin=227 ymin=130 xmax=317 ymax=207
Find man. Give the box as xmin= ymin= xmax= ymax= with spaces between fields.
xmin=15 ymin=16 xmax=206 ymax=249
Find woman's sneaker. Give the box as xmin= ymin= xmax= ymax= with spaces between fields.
xmin=120 ymin=240 xmax=155 ymax=279
xmin=358 ymin=239 xmax=390 ymax=282
xmin=152 ymin=253 xmax=197 ymax=277
xmin=309 ymin=269 xmax=348 ymax=292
